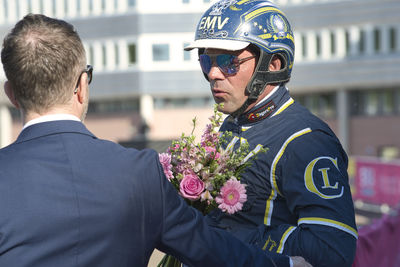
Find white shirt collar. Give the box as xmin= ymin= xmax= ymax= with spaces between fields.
xmin=22 ymin=114 xmax=81 ymax=131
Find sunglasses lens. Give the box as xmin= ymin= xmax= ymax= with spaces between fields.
xmin=216 ymin=54 xmax=238 ymax=75
xmin=199 ymin=54 xmax=239 ymax=75
xmin=199 ymin=54 xmax=212 ymax=74
xmin=87 ymin=65 xmax=93 ymax=84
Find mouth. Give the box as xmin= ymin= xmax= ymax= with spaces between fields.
xmin=212 ymin=88 xmax=228 ymax=98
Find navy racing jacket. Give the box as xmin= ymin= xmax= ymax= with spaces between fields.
xmin=207 ymin=85 xmax=357 ymax=267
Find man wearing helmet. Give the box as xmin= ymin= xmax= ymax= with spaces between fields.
xmin=185 ymin=1 xmax=357 ymax=267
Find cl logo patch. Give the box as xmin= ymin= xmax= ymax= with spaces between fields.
xmin=304 ymin=156 xmax=344 ymax=199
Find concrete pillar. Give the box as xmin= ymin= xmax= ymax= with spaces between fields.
xmin=306 ymin=31 xmax=317 ymax=61
xmin=294 ymin=32 xmax=303 ymax=62
xmin=105 ymin=41 xmax=116 ymax=71
xmin=0 ymin=105 xmax=12 ymax=148
xmin=321 ymin=29 xmax=331 ymax=60
xmin=92 ymin=0 xmax=102 ymax=16
xmin=18 ymin=0 xmax=27 ymax=18
xmin=349 ymin=26 xmax=360 ymax=56
xmin=105 ymin=0 xmax=115 ymax=15
xmin=335 ymin=28 xmax=346 ymax=59
xmin=118 ymin=40 xmax=129 ymax=69
xmin=92 ymin=42 xmax=104 ymax=71
xmin=117 ymin=0 xmax=128 ymax=13
xmin=140 ymin=94 xmax=154 ymax=126
xmin=140 ymin=94 xmax=154 ymax=138
xmin=7 ymin=0 xmax=17 ymax=23
xmin=337 ymin=89 xmax=349 ymax=153
xmin=31 ymin=0 xmax=41 ymax=13
xmin=42 ymin=0 xmax=53 ymax=16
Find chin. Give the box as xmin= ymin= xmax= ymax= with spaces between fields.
xmin=216 ymin=104 xmax=233 ymax=115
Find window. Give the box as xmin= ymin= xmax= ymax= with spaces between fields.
xmin=102 ymin=45 xmax=107 ymax=66
xmin=152 ymin=44 xmax=169 ymax=61
xmin=28 ymin=0 xmax=33 ymax=13
xmin=101 ymin=0 xmax=106 ymax=11
xmin=40 ymin=0 xmax=45 ymax=14
xmin=115 ymin=44 xmax=120 ymax=66
xmin=359 ymin=29 xmax=365 ymax=53
xmin=319 ymin=94 xmax=336 ymax=118
xmin=64 ymin=0 xmax=69 ymax=15
xmin=128 ymin=43 xmax=137 ymax=64
xmin=128 ymin=0 xmax=136 ymax=8
xmin=316 ymin=34 xmax=321 ymax=57
xmin=330 ymin=31 xmax=336 ymax=55
xmin=183 ymin=0 xmax=190 ymax=3
xmin=52 ymin=0 xmax=57 ymax=16
xmin=3 ymin=0 xmax=7 ymax=19
xmin=15 ymin=0 xmax=20 ymax=18
xmin=382 ymin=89 xmax=395 ymax=115
xmin=183 ymin=43 xmax=191 ymax=61
xmin=373 ymin=28 xmax=381 ymax=52
xmin=365 ymin=91 xmax=379 ymax=116
xmin=389 ymin=27 xmax=397 ymax=52
xmin=345 ymin=30 xmax=350 ymax=55
xmin=76 ymin=0 xmax=81 ymax=14
xmin=89 ymin=0 xmax=94 ymax=13
xmin=88 ymin=99 xmax=140 ymax=114
xmin=301 ymin=34 xmax=307 ymax=58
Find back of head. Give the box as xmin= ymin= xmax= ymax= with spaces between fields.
xmin=1 ymin=14 xmax=86 ymax=114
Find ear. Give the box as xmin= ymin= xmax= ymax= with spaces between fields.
xmin=269 ymin=55 xmax=282 ymax=72
xmin=75 ymin=73 xmax=88 ymax=104
xmin=4 ymin=81 xmax=20 ymax=109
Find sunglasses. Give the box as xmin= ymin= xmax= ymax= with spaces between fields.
xmin=199 ymin=54 xmax=255 ymax=75
xmin=74 ymin=65 xmax=93 ymax=93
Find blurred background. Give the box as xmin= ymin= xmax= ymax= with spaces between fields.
xmin=0 ymin=0 xmax=399 ymax=257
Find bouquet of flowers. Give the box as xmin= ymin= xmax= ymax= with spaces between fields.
xmin=157 ymin=104 xmax=265 ymax=267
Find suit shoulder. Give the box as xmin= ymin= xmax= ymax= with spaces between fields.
xmin=94 ymin=138 xmax=159 ymax=164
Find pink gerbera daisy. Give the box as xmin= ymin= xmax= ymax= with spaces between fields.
xmin=215 ymin=178 xmax=247 ymax=214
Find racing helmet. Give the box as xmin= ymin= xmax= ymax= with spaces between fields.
xmin=185 ymin=0 xmax=295 ymax=117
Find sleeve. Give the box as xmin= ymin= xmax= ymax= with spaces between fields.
xmin=252 ymin=130 xmax=357 ymax=267
xmin=151 ymin=151 xmax=291 ymax=267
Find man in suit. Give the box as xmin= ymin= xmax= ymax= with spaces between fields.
xmin=0 ymin=14 xmax=312 ymax=267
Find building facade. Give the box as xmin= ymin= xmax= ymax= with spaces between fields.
xmin=1 ymin=0 xmax=400 ymax=159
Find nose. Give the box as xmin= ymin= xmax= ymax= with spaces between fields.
xmin=207 ymin=65 xmax=225 ymax=80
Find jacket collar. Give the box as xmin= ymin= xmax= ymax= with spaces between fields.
xmin=15 ymin=120 xmax=96 ymax=144
xmin=236 ymin=85 xmax=291 ymax=125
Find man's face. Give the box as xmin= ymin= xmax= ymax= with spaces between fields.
xmin=203 ymin=48 xmax=256 ymax=114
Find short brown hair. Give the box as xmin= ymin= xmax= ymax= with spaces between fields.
xmin=1 ymin=14 xmax=86 ymax=113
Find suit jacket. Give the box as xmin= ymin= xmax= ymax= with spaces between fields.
xmin=0 ymin=120 xmax=289 ymax=267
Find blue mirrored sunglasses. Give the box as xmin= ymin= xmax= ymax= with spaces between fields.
xmin=199 ymin=54 xmax=255 ymax=75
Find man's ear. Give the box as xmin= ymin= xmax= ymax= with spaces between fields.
xmin=4 ymin=81 xmax=20 ymax=109
xmin=75 ymin=73 xmax=88 ymax=104
xmin=269 ymin=55 xmax=282 ymax=72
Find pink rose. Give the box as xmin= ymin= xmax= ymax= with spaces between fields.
xmin=179 ymin=174 xmax=204 ymax=200
xmin=205 ymin=146 xmax=220 ymax=159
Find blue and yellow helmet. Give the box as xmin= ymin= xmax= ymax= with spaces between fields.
xmin=186 ymin=0 xmax=295 ymax=116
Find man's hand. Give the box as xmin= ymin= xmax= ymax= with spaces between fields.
xmin=291 ymin=256 xmax=313 ymax=267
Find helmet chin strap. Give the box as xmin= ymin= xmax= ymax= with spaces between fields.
xmin=229 ymin=50 xmax=290 ymax=119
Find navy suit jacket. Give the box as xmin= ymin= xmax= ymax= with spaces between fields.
xmin=0 ymin=120 xmax=289 ymax=267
